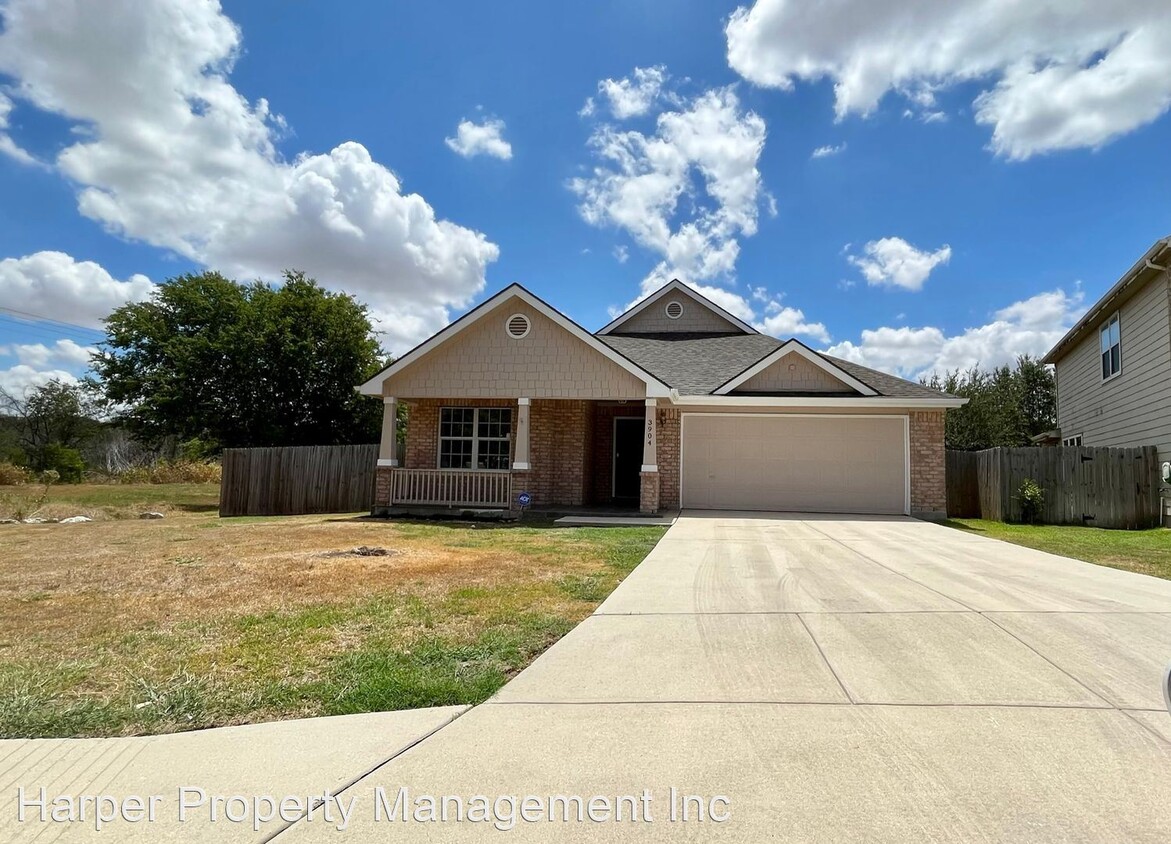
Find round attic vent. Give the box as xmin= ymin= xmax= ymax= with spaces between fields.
xmin=506 ymin=313 xmax=531 ymax=339
xmin=665 ymin=300 xmax=684 ymax=319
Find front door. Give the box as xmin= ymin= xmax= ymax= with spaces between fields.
xmin=612 ymin=416 xmax=644 ymax=501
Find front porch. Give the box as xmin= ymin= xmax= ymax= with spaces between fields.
xmin=373 ymin=397 xmax=676 ymax=515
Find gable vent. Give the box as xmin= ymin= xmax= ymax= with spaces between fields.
xmin=506 ymin=313 xmax=531 ymax=339
xmin=665 ymin=300 xmax=684 ymax=319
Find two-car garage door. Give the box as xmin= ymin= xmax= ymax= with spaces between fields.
xmin=681 ymin=414 xmax=908 ymax=515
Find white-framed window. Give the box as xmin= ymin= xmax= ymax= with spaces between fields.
xmin=1100 ymin=313 xmax=1121 ymax=380
xmin=438 ymin=407 xmax=512 ymax=470
xmin=1062 ymin=434 xmax=1083 ymax=446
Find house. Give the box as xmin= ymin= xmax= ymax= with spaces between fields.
xmin=1042 ymin=236 xmax=1171 ymax=474
xmin=358 ymin=280 xmax=965 ymax=518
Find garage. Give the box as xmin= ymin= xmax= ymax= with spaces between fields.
xmin=680 ymin=414 xmax=909 ymax=514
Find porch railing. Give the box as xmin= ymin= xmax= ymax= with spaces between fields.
xmin=388 ymin=468 xmax=513 ymax=508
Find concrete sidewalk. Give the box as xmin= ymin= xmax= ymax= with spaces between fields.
xmin=6 ymin=513 xmax=1171 ymax=841
xmin=1 ymin=707 xmax=465 ymax=842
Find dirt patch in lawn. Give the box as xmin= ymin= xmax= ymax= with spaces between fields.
xmin=0 ymin=488 xmax=665 ymax=737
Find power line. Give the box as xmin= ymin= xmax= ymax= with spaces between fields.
xmin=0 ymin=315 xmax=104 ymax=343
xmin=0 ymin=306 xmax=107 ymax=336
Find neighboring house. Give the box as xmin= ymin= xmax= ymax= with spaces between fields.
xmin=358 ymin=280 xmax=964 ymax=518
xmin=1042 ymin=236 xmax=1171 ymax=470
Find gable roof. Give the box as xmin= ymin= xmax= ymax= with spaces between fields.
xmin=357 ymin=284 xmax=671 ymax=397
xmin=597 ymin=332 xmax=952 ymax=399
xmin=597 ymin=279 xmax=757 ymax=336
xmin=1043 ymin=235 xmax=1171 ymax=364
xmin=713 ymin=339 xmax=878 ymax=396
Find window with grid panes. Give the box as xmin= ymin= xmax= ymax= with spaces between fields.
xmin=439 ymin=407 xmax=512 ymax=469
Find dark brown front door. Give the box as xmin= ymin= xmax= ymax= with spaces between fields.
xmin=613 ymin=417 xmax=643 ymax=501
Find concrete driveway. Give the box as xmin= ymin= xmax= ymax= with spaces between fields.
xmin=7 ymin=513 xmax=1171 ymax=841
xmin=284 ymin=512 xmax=1171 ymax=842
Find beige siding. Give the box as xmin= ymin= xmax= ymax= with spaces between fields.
xmin=733 ymin=352 xmax=854 ymax=393
xmin=382 ymin=300 xmax=648 ymax=399
xmin=1054 ymin=271 xmax=1171 ymax=462
xmin=614 ymin=293 xmax=744 ymax=334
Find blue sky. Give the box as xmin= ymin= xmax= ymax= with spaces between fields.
xmin=2 ymin=0 xmax=1170 ymax=395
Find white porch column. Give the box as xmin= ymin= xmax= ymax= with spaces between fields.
xmin=513 ymin=398 xmax=531 ymax=470
xmin=377 ymin=396 xmax=398 ymax=467
xmin=641 ymin=398 xmax=658 ymax=472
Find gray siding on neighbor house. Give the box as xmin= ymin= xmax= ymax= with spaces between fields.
xmin=1055 ymin=268 xmax=1171 ymax=462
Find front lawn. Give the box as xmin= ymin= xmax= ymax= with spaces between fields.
xmin=945 ymin=519 xmax=1171 ymax=580
xmin=0 ymin=483 xmax=665 ymax=738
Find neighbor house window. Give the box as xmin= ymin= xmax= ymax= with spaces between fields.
xmin=1062 ymin=435 xmax=1083 ymax=446
xmin=1100 ymin=314 xmax=1121 ymax=380
xmin=439 ymin=407 xmax=512 ymax=470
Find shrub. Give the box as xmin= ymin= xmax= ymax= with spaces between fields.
xmin=1016 ymin=478 xmax=1045 ymax=525
xmin=114 ymin=460 xmax=221 ymax=485
xmin=0 ymin=462 xmax=32 ymax=485
xmin=38 ymin=445 xmax=85 ymax=483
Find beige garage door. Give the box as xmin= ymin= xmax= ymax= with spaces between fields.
xmin=681 ymin=414 xmax=907 ymax=514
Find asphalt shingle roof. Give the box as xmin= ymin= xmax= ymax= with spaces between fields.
xmin=598 ymin=332 xmax=948 ymax=399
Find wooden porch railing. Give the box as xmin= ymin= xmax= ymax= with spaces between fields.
xmin=389 ymin=468 xmax=513 ymax=508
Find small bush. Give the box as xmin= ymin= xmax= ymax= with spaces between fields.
xmin=39 ymin=444 xmax=85 ymax=483
xmin=1016 ymin=478 xmax=1045 ymax=525
xmin=0 ymin=462 xmax=32 ymax=485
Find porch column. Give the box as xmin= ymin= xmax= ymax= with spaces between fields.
xmin=641 ymin=399 xmax=657 ymax=472
xmin=377 ymin=396 xmax=398 ymax=467
xmin=639 ymin=399 xmax=660 ymax=514
xmin=513 ymin=398 xmax=531 ymax=470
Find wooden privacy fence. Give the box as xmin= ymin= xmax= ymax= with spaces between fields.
xmin=219 ymin=444 xmax=379 ymax=516
xmin=946 ymin=446 xmax=1160 ymax=529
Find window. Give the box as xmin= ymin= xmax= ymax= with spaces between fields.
xmin=1062 ymin=435 xmax=1083 ymax=447
xmin=439 ymin=407 xmax=512 ymax=469
xmin=1100 ymin=313 xmax=1121 ymax=380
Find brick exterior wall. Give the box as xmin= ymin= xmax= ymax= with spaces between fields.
xmin=393 ymin=398 xmax=591 ymax=509
xmin=909 ymin=409 xmax=946 ymax=517
xmin=656 ymin=406 xmax=681 ymax=511
xmin=639 ymin=470 xmax=660 ymax=514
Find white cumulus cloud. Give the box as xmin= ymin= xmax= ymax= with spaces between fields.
xmin=571 ymin=84 xmax=768 ymax=292
xmin=0 ymin=251 xmax=155 ymax=328
xmin=0 ymin=364 xmax=79 ymax=397
xmin=847 ymin=237 xmax=951 ymax=291
xmin=581 ymin=65 xmax=672 ymax=120
xmin=0 ymin=0 xmax=498 ymax=353
xmin=726 ymin=0 xmax=1171 ymax=159
xmin=445 ymin=117 xmax=513 ymax=160
xmin=0 ymin=338 xmax=97 ymax=368
xmin=824 ymin=288 xmax=1085 ymax=379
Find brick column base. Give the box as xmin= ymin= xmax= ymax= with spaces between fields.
xmin=510 ymin=471 xmax=531 ymax=514
xmin=639 ymin=471 xmax=660 ymax=514
xmin=373 ymin=466 xmax=393 ymax=515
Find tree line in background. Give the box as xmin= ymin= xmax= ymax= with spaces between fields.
xmin=1 ymin=270 xmax=387 ymax=484
xmin=921 ymin=355 xmax=1057 ymax=451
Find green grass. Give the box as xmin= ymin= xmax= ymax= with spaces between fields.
xmin=945 ymin=519 xmax=1171 ymax=580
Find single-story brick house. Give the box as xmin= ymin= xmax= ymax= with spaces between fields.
xmin=358 ymin=280 xmax=964 ymax=518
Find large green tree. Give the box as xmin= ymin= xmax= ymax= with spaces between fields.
xmin=92 ymin=270 xmax=385 ymax=449
xmin=922 ymin=355 xmax=1056 ymax=450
